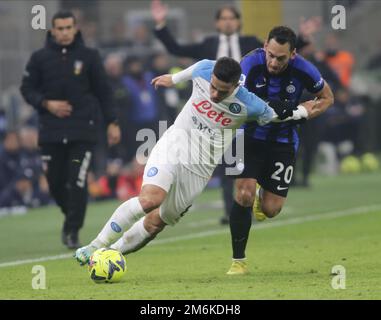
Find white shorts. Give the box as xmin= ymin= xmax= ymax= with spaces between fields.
xmin=142 ymin=144 xmax=209 ymax=226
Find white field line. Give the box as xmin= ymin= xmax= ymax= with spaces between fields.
xmin=0 ymin=204 xmax=380 ymax=269
xmin=0 ymin=253 xmax=73 ymax=268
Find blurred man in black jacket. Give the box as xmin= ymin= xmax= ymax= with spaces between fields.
xmin=20 ymin=11 xmax=121 ymax=249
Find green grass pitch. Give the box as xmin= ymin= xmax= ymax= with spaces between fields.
xmin=0 ymin=172 xmax=380 ymax=299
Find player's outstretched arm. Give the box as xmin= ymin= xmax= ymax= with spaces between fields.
xmin=270 ymin=81 xmax=334 ymax=123
xmin=151 ymin=74 xmax=174 ymax=89
xmin=152 ymin=60 xmax=202 ymax=90
xmin=151 ymin=63 xmax=194 ymax=89
xmin=301 ymin=81 xmax=334 ymax=119
xmin=269 ymin=100 xmax=309 ymax=123
xmin=242 ymin=88 xmax=310 ymax=125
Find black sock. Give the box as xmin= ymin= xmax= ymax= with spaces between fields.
xmin=229 ymin=201 xmax=252 ymax=259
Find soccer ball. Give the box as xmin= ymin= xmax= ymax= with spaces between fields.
xmin=88 ymin=248 xmax=127 ymax=283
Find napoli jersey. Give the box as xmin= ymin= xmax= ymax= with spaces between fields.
xmin=240 ymin=48 xmax=324 ymax=146
xmin=155 ymin=59 xmax=274 ymax=178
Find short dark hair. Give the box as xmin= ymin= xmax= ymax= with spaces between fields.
xmin=268 ymin=26 xmax=297 ymax=52
xmin=213 ymin=57 xmax=242 ymax=84
xmin=52 ymin=11 xmax=76 ymax=27
xmin=215 ymin=5 xmax=241 ymax=21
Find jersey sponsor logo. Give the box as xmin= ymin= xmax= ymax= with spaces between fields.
xmin=197 ymin=122 xmax=216 ymax=136
xmin=192 ymin=115 xmax=216 ymax=136
xmin=147 ymin=167 xmax=158 ymax=177
xmin=111 ymin=222 xmax=122 ymax=233
xmin=255 ymin=82 xmax=266 ymax=88
xmin=277 ymin=185 xmax=289 ymax=191
xmin=229 ymin=103 xmax=242 ymax=114
xmin=192 ymin=100 xmax=232 ymax=126
xmin=286 ymin=84 xmax=296 ymax=93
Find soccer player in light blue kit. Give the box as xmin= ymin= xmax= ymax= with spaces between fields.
xmin=74 ymin=57 xmax=310 ymax=265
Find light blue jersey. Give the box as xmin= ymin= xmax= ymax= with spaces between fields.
xmin=188 ymin=59 xmax=274 ymax=126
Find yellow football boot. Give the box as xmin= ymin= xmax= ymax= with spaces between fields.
xmin=253 ymin=184 xmax=267 ymax=222
xmin=226 ymin=260 xmax=249 ymax=275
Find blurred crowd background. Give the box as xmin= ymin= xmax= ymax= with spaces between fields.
xmin=0 ymin=0 xmax=380 ymax=214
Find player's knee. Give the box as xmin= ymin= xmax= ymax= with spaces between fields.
xmin=235 ymin=179 xmax=257 ymax=207
xmin=261 ymin=202 xmax=282 ymax=218
xmin=138 ymin=196 xmax=161 ymax=213
xmin=139 ymin=186 xmax=166 ymax=212
xmin=235 ymin=189 xmax=255 ymax=207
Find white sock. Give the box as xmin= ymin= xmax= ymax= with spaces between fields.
xmin=110 ymin=217 xmax=151 ymax=254
xmin=90 ymin=197 xmax=145 ymax=248
xmin=232 ymin=258 xmax=247 ymax=261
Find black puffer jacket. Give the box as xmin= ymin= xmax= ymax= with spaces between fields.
xmin=20 ymin=31 xmax=117 ymax=144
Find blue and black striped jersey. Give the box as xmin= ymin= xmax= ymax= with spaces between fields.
xmin=240 ymin=48 xmax=324 ymax=146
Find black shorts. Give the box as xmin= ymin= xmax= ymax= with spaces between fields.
xmin=237 ymin=137 xmax=297 ymax=197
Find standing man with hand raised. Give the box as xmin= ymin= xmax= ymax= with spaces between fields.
xmin=152 ymin=0 xmax=263 ymax=61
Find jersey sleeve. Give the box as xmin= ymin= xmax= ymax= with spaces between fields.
xmin=302 ymin=60 xmax=325 ymax=94
xmin=236 ymin=86 xmax=275 ymax=125
xmin=191 ymin=59 xmax=214 ymax=81
xmin=171 ymin=63 xmax=197 ymax=84
xmin=240 ymin=55 xmax=256 ymax=79
xmin=171 ymin=59 xmax=214 ymax=84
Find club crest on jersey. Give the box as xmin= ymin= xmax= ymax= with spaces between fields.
xmin=286 ymin=84 xmax=296 ymax=93
xmin=74 ymin=60 xmax=83 ymax=75
xmin=147 ymin=167 xmax=158 ymax=177
xmin=229 ymin=103 xmax=241 ymax=114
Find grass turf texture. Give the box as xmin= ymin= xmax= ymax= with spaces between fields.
xmin=0 ymin=172 xmax=380 ymax=299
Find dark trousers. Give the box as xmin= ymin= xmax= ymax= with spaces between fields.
xmin=40 ymin=141 xmax=94 ymax=233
